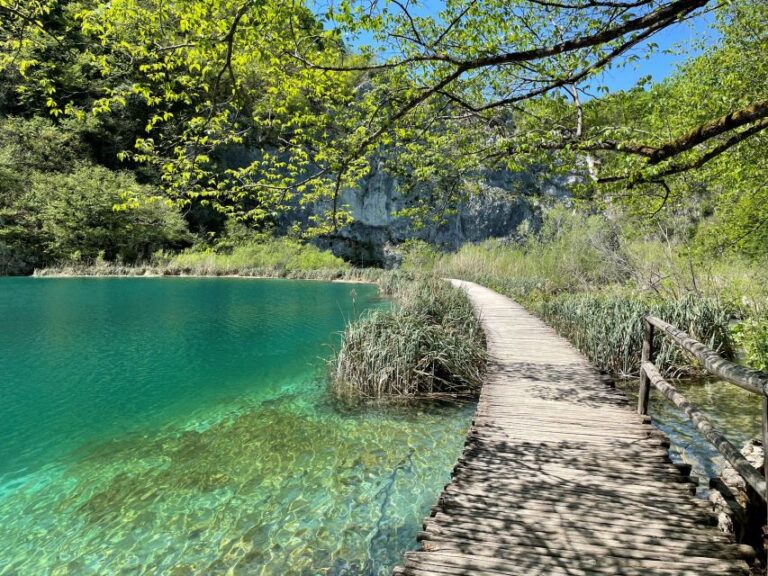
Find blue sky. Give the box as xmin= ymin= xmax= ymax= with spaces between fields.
xmin=596 ymin=10 xmax=719 ymax=92
xmin=313 ymin=0 xmax=721 ymax=93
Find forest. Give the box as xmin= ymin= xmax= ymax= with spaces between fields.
xmin=1 ymin=0 xmax=767 ymax=374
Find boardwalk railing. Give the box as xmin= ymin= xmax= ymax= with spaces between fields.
xmin=638 ymin=315 xmax=768 ymax=543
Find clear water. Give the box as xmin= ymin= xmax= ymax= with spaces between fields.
xmin=0 ymin=278 xmax=474 ymax=575
xmin=619 ymin=377 xmax=762 ymax=490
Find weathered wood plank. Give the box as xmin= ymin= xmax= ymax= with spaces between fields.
xmin=404 ymin=551 xmax=748 ymax=576
xmin=419 ymin=522 xmax=756 ymax=559
xmin=392 ymin=281 xmax=753 ymax=576
xmin=417 ymin=539 xmax=748 ymax=569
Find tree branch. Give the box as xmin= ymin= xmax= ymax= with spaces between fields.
xmin=646 ymin=99 xmax=768 ymax=164
xmin=598 ymin=116 xmax=768 ymax=185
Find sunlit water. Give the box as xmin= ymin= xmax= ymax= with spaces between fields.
xmin=619 ymin=377 xmax=762 ymax=493
xmin=0 ymin=278 xmax=474 ymax=575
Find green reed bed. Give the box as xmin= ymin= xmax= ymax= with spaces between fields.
xmin=536 ymin=292 xmax=733 ymax=377
xmin=423 ymin=212 xmax=745 ymax=378
xmin=35 ymin=262 xmax=383 ymax=282
xmin=331 ymin=278 xmax=487 ymax=401
xmin=432 ymin=252 xmax=735 ymax=378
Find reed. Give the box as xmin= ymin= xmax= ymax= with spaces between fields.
xmin=537 ymin=292 xmax=733 ymax=377
xmin=33 ymin=263 xmax=385 ymax=282
xmin=426 ymin=210 xmax=742 ymax=377
xmin=330 ymin=278 xmax=487 ymax=402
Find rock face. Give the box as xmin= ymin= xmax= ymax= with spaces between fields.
xmin=219 ymin=145 xmax=563 ymax=266
xmin=313 ymin=166 xmax=556 ymax=266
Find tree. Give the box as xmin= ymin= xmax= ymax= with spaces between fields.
xmin=3 ymin=0 xmax=766 ymax=237
xmin=0 ymin=117 xmax=190 ymax=273
xmin=1 ymin=0 xmax=368 ymax=232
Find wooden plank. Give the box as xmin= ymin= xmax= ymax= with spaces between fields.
xmin=420 ymin=521 xmax=756 ymax=559
xmin=440 ymin=486 xmax=715 ymax=518
xmin=437 ymin=495 xmax=716 ymax=529
xmin=418 ymin=539 xmax=748 ymax=569
xmin=449 ymin=469 xmax=699 ymax=496
xmin=455 ymin=450 xmax=690 ymax=476
xmin=431 ymin=509 xmax=722 ymax=540
xmin=392 ymin=281 xmax=754 ymax=576
xmin=404 ymin=551 xmax=748 ymax=576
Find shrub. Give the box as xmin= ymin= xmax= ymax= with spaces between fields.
xmin=732 ymin=317 xmax=768 ymax=371
xmin=167 ymin=238 xmax=348 ymax=274
xmin=2 ymin=165 xmax=189 ymax=274
xmin=399 ymin=240 xmax=440 ymax=273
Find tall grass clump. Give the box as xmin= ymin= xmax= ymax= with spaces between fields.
xmin=429 ymin=208 xmax=629 ymax=302
xmin=421 ymin=207 xmax=751 ymax=377
xmin=331 ymin=278 xmax=487 ymax=401
xmin=537 ymin=292 xmax=734 ymax=376
xmin=36 ymin=237 xmax=358 ymax=279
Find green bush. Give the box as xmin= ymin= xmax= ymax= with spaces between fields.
xmin=732 ymin=317 xmax=768 ymax=371
xmin=399 ymin=240 xmax=440 ymax=273
xmin=0 ymin=116 xmax=91 ymax=174
xmin=331 ymin=278 xmax=486 ymax=401
xmin=1 ymin=164 xmax=189 ymax=274
xmin=0 ymin=116 xmax=192 ymax=274
xmin=34 ymin=166 xmax=189 ymax=263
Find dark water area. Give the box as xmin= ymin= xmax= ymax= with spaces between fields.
xmin=0 ymin=278 xmax=474 ymax=575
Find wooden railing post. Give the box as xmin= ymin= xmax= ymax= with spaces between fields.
xmin=640 ymin=314 xmax=768 ymax=553
xmin=763 ymin=396 xmax=768 ymax=557
xmin=638 ymin=318 xmax=655 ymax=415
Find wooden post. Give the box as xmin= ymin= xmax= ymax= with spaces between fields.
xmin=638 ymin=319 xmax=654 ymax=415
xmin=762 ymin=396 xmax=768 ymax=563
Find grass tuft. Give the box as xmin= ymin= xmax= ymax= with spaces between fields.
xmin=330 ymin=278 xmax=487 ymax=402
xmin=537 ymin=292 xmax=733 ymax=377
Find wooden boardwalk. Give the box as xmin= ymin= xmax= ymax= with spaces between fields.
xmin=394 ymin=280 xmax=754 ymax=576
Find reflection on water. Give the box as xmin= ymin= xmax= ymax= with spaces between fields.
xmin=618 ymin=377 xmax=761 ymax=488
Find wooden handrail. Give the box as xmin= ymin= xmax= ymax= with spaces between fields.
xmin=646 ymin=315 xmax=768 ymax=396
xmin=642 ymin=361 xmax=766 ymax=496
xmin=639 ymin=315 xmax=768 ymax=555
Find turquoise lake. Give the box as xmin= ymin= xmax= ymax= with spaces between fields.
xmin=0 ymin=278 xmax=474 ymax=575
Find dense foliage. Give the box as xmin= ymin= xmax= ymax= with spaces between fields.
xmin=0 ymin=0 xmax=766 ymax=371
xmin=0 ymin=117 xmax=189 ymax=274
xmin=577 ymin=1 xmax=768 ymax=255
xmin=2 ymin=0 xmax=766 ymax=244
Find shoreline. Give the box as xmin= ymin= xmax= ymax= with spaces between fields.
xmin=30 ymin=267 xmax=383 ymax=284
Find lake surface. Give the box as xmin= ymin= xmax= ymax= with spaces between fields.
xmin=0 ymin=278 xmax=474 ymax=575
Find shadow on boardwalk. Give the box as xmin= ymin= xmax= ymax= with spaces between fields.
xmin=394 ymin=280 xmax=754 ymax=576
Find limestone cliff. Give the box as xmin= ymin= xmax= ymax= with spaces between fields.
xmin=311 ymin=166 xmax=565 ymax=266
